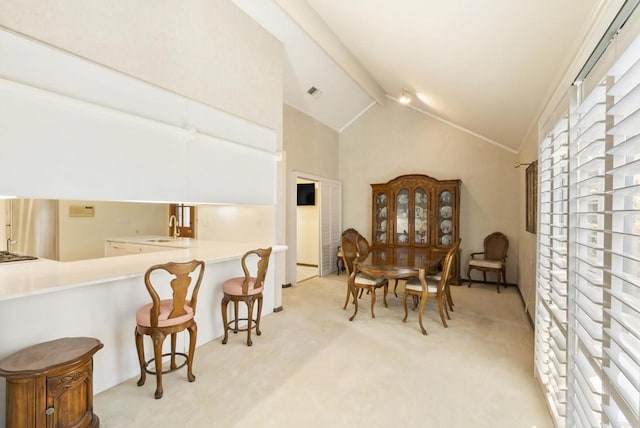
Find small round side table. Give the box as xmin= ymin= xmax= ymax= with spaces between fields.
xmin=0 ymin=337 xmax=103 ymax=428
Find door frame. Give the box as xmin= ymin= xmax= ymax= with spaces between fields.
xmin=287 ymin=171 xmax=341 ymax=286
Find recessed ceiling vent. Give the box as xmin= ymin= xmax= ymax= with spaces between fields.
xmin=307 ymin=86 xmax=322 ymax=98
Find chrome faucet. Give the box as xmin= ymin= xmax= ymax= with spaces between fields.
xmin=169 ymin=215 xmax=179 ymax=239
xmin=6 ymin=238 xmax=16 ymax=252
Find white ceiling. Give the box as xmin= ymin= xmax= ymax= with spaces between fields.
xmin=236 ymin=0 xmax=605 ymax=152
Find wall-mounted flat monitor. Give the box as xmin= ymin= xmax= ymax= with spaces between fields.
xmin=297 ymin=183 xmax=316 ymax=206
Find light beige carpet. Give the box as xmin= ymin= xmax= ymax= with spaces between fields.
xmin=94 ymin=275 xmax=552 ymax=428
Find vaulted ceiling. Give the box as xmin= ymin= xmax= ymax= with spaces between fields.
xmin=235 ymin=0 xmax=606 ymax=152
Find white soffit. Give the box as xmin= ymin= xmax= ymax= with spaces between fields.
xmin=233 ymin=0 xmax=375 ymax=131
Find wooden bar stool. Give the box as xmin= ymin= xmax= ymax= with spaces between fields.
xmin=134 ymin=259 xmax=205 ymax=399
xmin=221 ymin=247 xmax=272 ymax=346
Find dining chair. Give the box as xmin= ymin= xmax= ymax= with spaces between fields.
xmin=221 ymin=247 xmax=272 ymax=346
xmin=467 ymin=232 xmax=509 ymax=293
xmin=341 ymin=238 xmax=388 ymax=318
xmin=425 ymin=239 xmax=461 ymax=312
xmin=337 ymin=227 xmax=362 ymax=276
xmin=403 ymin=240 xmax=458 ymax=334
xmin=336 ymin=245 xmax=344 ymax=274
xmin=340 ymin=229 xmax=369 ymax=308
xmin=135 ymin=259 xmax=205 ymax=399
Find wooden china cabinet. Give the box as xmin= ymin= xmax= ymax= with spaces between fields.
xmin=371 ymin=174 xmax=462 ymax=283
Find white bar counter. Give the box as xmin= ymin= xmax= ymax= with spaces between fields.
xmin=0 ymin=239 xmax=286 ymax=421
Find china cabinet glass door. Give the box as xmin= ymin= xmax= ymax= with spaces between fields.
xmin=437 ymin=189 xmax=454 ymax=246
xmin=374 ymin=192 xmax=388 ymax=244
xmin=414 ymin=187 xmax=428 ymax=245
xmin=395 ymin=188 xmax=410 ymax=244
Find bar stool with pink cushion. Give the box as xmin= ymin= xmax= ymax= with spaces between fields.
xmin=135 ymin=259 xmax=205 ymax=399
xmin=221 ymin=247 xmax=272 ymax=346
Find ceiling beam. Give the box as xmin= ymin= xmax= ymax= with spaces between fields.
xmin=274 ymin=0 xmax=386 ymax=105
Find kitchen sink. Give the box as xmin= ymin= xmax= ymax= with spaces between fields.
xmin=146 ymin=239 xmax=172 ymax=243
xmin=0 ymin=251 xmax=38 ymax=263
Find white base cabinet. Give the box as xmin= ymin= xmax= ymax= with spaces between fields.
xmin=104 ymin=241 xmax=174 ymax=257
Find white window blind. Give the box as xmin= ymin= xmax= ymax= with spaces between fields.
xmin=568 ymin=82 xmax=607 ymax=427
xmin=536 ymin=115 xmax=570 ymax=427
xmin=602 ymin=37 xmax=640 ymax=426
xmin=536 ymin=35 xmax=640 ymax=427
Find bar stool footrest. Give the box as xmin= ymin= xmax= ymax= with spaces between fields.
xmin=228 ymin=317 xmax=259 ymax=333
xmin=144 ymin=352 xmax=188 ymax=375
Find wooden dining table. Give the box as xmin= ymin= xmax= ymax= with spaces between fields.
xmin=349 ymin=247 xmax=444 ymax=331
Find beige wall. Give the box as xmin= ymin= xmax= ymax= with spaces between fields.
xmin=283 ymin=104 xmax=339 ymax=179
xmin=517 ymin=129 xmax=540 ymax=322
xmin=283 ymin=105 xmax=339 ymax=281
xmin=196 ymin=204 xmax=275 ymax=243
xmin=340 ymin=102 xmax=520 ymax=284
xmin=0 ymin=0 xmax=282 ymax=134
xmin=58 ymin=201 xmax=168 ymax=261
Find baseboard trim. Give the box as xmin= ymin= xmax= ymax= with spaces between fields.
xmin=457 ymin=277 xmax=518 ymax=288
xmin=460 ymin=277 xmax=534 ymax=328
xmin=274 ymin=306 xmax=283 ymax=312
xmin=297 ymin=263 xmax=318 ymax=267
xmin=282 ymin=283 xmax=292 ymax=289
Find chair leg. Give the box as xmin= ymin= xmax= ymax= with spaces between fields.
xmin=382 ymin=283 xmax=389 ymax=307
xmin=402 ymin=293 xmax=409 ymax=322
xmin=256 ymin=295 xmax=263 ymax=337
xmin=186 ymin=322 xmax=197 ymax=382
xmin=370 ymin=287 xmax=377 ymax=318
xmin=445 ymin=284 xmax=454 ymax=312
xmin=221 ymin=295 xmax=230 ymax=345
xmin=135 ymin=327 xmax=146 ymax=387
xmin=467 ymin=267 xmax=473 ymax=288
xmin=349 ymin=285 xmax=360 ymax=321
xmin=496 ymin=271 xmax=501 ymax=293
xmin=443 ymin=296 xmax=451 ymax=320
xmin=233 ymin=300 xmax=239 ymax=333
xmin=246 ymin=298 xmax=254 ymax=346
xmin=438 ymin=294 xmax=449 ymax=327
xmin=170 ymin=332 xmax=177 ymax=370
xmin=151 ymin=330 xmax=166 ymax=399
xmin=394 ymin=279 xmax=399 ymax=297
xmin=417 ymin=296 xmax=428 ymax=335
xmin=343 ymin=283 xmax=351 ymax=310
xmin=483 ymin=272 xmax=487 ymax=283
xmin=440 ymin=282 xmax=451 ymax=320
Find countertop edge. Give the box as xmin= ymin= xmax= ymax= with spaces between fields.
xmin=0 ymin=242 xmax=287 ymax=302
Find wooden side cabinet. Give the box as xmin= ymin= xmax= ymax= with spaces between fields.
xmin=0 ymin=337 xmax=103 ymax=428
